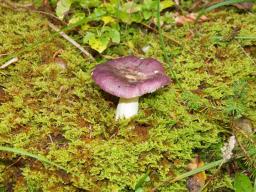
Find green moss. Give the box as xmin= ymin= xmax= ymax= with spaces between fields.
xmin=0 ymin=6 xmax=255 ymax=192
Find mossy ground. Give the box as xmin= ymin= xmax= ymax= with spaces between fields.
xmin=0 ymin=6 xmax=255 ymax=192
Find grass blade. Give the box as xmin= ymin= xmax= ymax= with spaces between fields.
xmin=171 ymin=159 xmax=224 ymax=182
xmin=154 ymin=159 xmax=224 ymax=189
xmin=135 ymin=170 xmax=150 ymax=190
xmin=197 ymin=0 xmax=254 ymax=19
xmin=156 ymin=0 xmax=183 ymax=90
xmin=0 ymin=145 xmax=101 ymax=189
xmin=0 ymin=146 xmax=67 ymax=171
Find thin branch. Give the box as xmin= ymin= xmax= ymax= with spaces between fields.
xmin=234 ymin=132 xmax=255 ymax=168
xmin=4 ymin=157 xmax=22 ymax=170
xmin=48 ymin=22 xmax=95 ymax=61
xmin=33 ymin=10 xmax=66 ymax=24
xmin=232 ymin=124 xmax=256 ymax=146
xmin=236 ymin=41 xmax=256 ymax=66
xmin=0 ymin=53 xmax=9 ymax=58
xmin=0 ymin=57 xmax=18 ymax=69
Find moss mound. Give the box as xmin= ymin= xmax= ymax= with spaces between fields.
xmin=0 ymin=7 xmax=255 ymax=191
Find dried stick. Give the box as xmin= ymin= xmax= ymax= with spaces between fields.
xmin=48 ymin=22 xmax=95 ymax=61
xmin=0 ymin=57 xmax=18 ymax=69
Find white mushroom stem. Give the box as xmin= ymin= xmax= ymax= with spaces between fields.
xmin=115 ymin=97 xmax=139 ymax=120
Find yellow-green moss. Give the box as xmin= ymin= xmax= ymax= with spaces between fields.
xmin=0 ymin=6 xmax=256 ymax=192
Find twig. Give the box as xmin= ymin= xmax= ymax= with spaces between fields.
xmin=48 ymin=22 xmax=95 ymax=61
xmin=236 ymin=41 xmax=256 ymax=66
xmin=0 ymin=53 xmax=9 ymax=58
xmin=33 ymin=10 xmax=66 ymax=24
xmin=234 ymin=131 xmax=256 ymax=169
xmin=0 ymin=57 xmax=18 ymax=69
xmin=4 ymin=157 xmax=22 ymax=170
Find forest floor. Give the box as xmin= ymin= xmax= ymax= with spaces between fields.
xmin=0 ymin=2 xmax=256 ymax=192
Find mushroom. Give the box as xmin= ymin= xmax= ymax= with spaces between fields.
xmin=92 ymin=56 xmax=171 ymax=120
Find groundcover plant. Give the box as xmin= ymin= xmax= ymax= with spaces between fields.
xmin=0 ymin=0 xmax=255 ymax=191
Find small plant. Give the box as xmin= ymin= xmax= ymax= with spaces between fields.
xmin=224 ymin=98 xmax=246 ymax=118
xmin=181 ymin=91 xmax=204 ymax=111
xmin=134 ymin=171 xmax=150 ymax=192
xmin=55 ymin=0 xmax=175 ymax=53
xmin=224 ymin=80 xmax=249 ymax=118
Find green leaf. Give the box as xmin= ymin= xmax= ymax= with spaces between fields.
xmin=142 ymin=0 xmax=157 ymax=10
xmin=101 ymin=16 xmax=116 ymax=25
xmin=83 ymin=32 xmax=95 ymax=44
xmin=135 ymin=188 xmax=144 ymax=192
xmin=89 ymin=36 xmax=110 ymax=53
xmin=56 ymin=0 xmax=73 ymax=20
xmin=118 ymin=11 xmax=131 ymax=23
xmin=160 ymin=0 xmax=175 ymax=11
xmin=101 ymin=26 xmax=120 ymax=44
xmin=0 ymin=186 xmax=6 ymax=192
xmin=134 ymin=171 xmax=150 ymax=190
xmin=88 ymin=8 xmax=107 ymax=21
xmin=68 ymin=12 xmax=86 ymax=25
xmin=79 ymin=0 xmax=100 ymax=8
xmin=107 ymin=28 xmax=120 ymax=43
xmin=142 ymin=10 xmax=152 ymax=20
xmin=254 ymin=177 xmax=256 ymax=192
xmin=234 ymin=173 xmax=253 ymax=192
xmin=33 ymin=0 xmax=43 ymax=8
xmin=122 ymin=2 xmax=141 ymax=13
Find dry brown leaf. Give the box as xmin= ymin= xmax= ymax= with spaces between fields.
xmin=174 ymin=13 xmax=208 ymax=26
xmin=233 ymin=118 xmax=254 ymax=134
xmin=233 ymin=2 xmax=254 ymax=10
xmin=186 ymin=155 xmax=207 ymax=192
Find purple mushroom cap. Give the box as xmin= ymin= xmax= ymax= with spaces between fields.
xmin=92 ymin=56 xmax=171 ymax=99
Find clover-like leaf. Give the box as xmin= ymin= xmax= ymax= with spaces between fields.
xmin=83 ymin=32 xmax=95 ymax=44
xmin=102 ymin=16 xmax=116 ymax=25
xmin=103 ymin=27 xmax=120 ymax=44
xmin=89 ymin=36 xmax=110 ymax=53
xmin=68 ymin=12 xmax=85 ymax=24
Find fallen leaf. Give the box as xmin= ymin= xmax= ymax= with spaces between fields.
xmin=54 ymin=57 xmax=67 ymax=69
xmin=233 ymin=2 xmax=254 ymax=10
xmin=186 ymin=155 xmax=207 ymax=192
xmin=0 ymin=87 xmax=10 ymax=103
xmin=233 ymin=118 xmax=254 ymax=134
xmin=174 ymin=13 xmax=208 ymax=26
xmin=56 ymin=0 xmax=72 ymax=20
